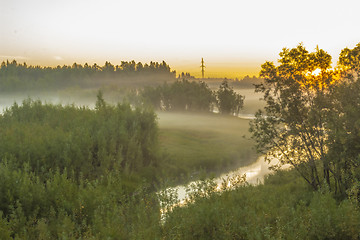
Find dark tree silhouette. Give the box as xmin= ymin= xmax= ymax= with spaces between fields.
xmin=216 ymin=80 xmax=244 ymax=115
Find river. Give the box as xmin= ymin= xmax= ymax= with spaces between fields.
xmin=158 ymin=155 xmax=287 ymax=220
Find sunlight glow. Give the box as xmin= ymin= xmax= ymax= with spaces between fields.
xmin=1 ymin=0 xmax=360 ymax=77
xmin=311 ymin=68 xmax=322 ymax=76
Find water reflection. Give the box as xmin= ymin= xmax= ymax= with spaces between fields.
xmin=168 ymin=156 xmax=274 ymax=203
xmin=158 ymin=156 xmax=288 ymax=221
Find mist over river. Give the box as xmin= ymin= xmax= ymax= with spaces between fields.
xmin=161 ymin=155 xmax=284 ymax=205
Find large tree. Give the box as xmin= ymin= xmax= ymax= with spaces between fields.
xmin=249 ymin=44 xmax=335 ymax=190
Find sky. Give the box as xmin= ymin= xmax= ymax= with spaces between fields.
xmin=1 ymin=0 xmax=359 ymax=78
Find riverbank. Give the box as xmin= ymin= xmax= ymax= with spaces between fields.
xmin=161 ymin=166 xmax=360 ymax=239
xmin=161 ymin=156 xmax=276 ymax=205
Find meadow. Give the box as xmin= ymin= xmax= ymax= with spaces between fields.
xmin=157 ymin=112 xmax=257 ymax=182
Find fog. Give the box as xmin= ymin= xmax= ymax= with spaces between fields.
xmin=0 ymin=81 xmax=265 ymax=182
xmin=155 ymin=92 xmax=262 ymax=181
xmin=0 ymin=87 xmax=128 ymax=113
xmin=235 ymin=88 xmax=265 ymax=115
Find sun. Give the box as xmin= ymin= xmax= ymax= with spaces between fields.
xmin=311 ymin=68 xmax=321 ymax=76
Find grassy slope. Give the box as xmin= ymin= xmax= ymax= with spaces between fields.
xmin=157 ymin=112 xmax=258 ymax=180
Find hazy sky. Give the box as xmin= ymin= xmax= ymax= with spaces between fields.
xmin=1 ymin=0 xmax=359 ymax=78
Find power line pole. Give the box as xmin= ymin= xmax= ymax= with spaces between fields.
xmin=201 ymin=58 xmax=205 ymax=79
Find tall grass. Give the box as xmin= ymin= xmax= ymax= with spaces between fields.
xmin=162 ymin=169 xmax=360 ymax=240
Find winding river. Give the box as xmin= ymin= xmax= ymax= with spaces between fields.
xmin=159 ymin=155 xmax=285 ymax=214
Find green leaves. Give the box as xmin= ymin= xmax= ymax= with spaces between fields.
xmin=140 ymin=79 xmax=245 ymax=116
xmin=141 ymin=79 xmax=216 ymax=112
xmin=0 ymin=98 xmax=159 ymax=181
xmin=216 ymin=80 xmax=245 ymax=115
xmin=251 ymin=44 xmax=335 ymax=191
xmin=252 ymin=42 xmax=360 ymax=196
xmin=339 ymin=43 xmax=360 ymax=73
xmin=0 ymin=97 xmax=162 ymax=239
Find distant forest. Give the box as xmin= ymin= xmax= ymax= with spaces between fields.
xmin=0 ymin=60 xmax=176 ymax=91
xmin=202 ymin=76 xmax=263 ymax=89
xmin=233 ymin=75 xmax=263 ymax=88
xmin=0 ymin=60 xmax=262 ymax=92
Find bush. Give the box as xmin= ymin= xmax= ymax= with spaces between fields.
xmin=162 ymin=169 xmax=360 ymax=239
xmin=0 ymin=96 xmax=159 ymax=180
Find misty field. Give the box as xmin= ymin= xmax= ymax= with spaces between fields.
xmin=157 ymin=112 xmax=257 ymax=181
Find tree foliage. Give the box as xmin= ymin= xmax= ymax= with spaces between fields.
xmin=250 ymin=43 xmax=360 ymax=196
xmin=0 ymin=94 xmax=159 ymax=180
xmin=0 ymin=95 xmax=163 ymax=239
xmin=326 ymin=44 xmax=360 ymax=195
xmin=338 ymin=43 xmax=360 ymax=73
xmin=216 ymin=80 xmax=245 ymax=115
xmin=250 ymin=44 xmax=335 ymax=191
xmin=326 ymin=77 xmax=360 ymax=195
xmin=140 ymin=79 xmax=244 ymax=115
xmin=141 ymin=79 xmax=216 ymax=112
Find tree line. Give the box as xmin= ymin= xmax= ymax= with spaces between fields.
xmin=139 ymin=79 xmax=245 ymax=115
xmin=0 ymin=60 xmax=176 ymax=91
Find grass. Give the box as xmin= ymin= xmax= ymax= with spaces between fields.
xmin=157 ymin=111 xmax=258 ymax=182
xmin=162 ymin=169 xmax=360 ymax=240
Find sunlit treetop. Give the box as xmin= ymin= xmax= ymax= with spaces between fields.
xmin=260 ymin=44 xmax=335 ymax=91
xmin=338 ymin=43 xmax=360 ymax=74
xmin=251 ymin=42 xmax=360 ymax=195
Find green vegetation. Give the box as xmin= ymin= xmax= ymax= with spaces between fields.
xmin=0 ymin=94 xmax=163 ymax=239
xmin=0 ymin=92 xmax=256 ymax=239
xmin=250 ymin=43 xmax=360 ymax=196
xmin=0 ymin=162 xmax=161 ymax=239
xmin=1 ymin=43 xmax=360 ymax=239
xmin=0 ymin=92 xmax=159 ymax=180
xmin=216 ymin=80 xmax=245 ymax=115
xmin=141 ymin=79 xmax=215 ymax=112
xmin=161 ymin=43 xmax=360 ymax=239
xmin=140 ymin=79 xmax=244 ymax=115
xmin=162 ymin=169 xmax=360 ymax=239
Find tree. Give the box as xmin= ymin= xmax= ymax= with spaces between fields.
xmin=325 ymin=43 xmax=360 ymax=195
xmin=338 ymin=43 xmax=360 ymax=74
xmin=140 ymin=79 xmax=215 ymax=112
xmin=216 ymin=80 xmax=244 ymax=115
xmin=95 ymin=90 xmax=106 ymax=110
xmin=103 ymin=61 xmax=115 ymax=76
xmin=249 ymin=44 xmax=335 ymax=190
xmin=326 ymin=74 xmax=360 ymax=195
